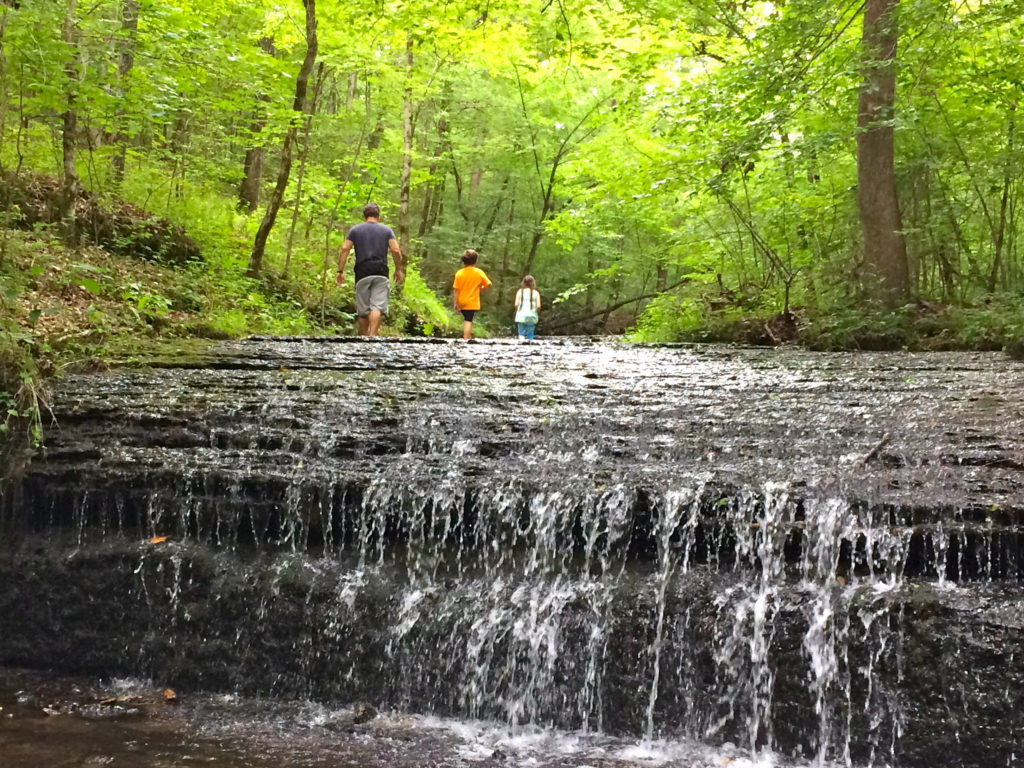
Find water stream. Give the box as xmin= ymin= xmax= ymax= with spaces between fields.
xmin=2 ymin=338 xmax=1022 ymax=767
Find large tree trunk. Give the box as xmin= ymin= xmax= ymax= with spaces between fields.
xmin=397 ymin=34 xmax=414 ymax=259
xmin=247 ymin=1 xmax=317 ymax=277
xmin=238 ymin=147 xmax=266 ymax=214
xmin=60 ymin=0 xmax=80 ymax=244
xmin=110 ymin=0 xmax=138 ymax=184
xmin=237 ymin=37 xmax=276 ymax=214
xmin=857 ymin=0 xmax=909 ymax=304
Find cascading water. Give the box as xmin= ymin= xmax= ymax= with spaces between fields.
xmin=1 ymin=338 xmax=1023 ymax=767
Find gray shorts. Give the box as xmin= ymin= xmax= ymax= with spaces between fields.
xmin=354 ymin=275 xmax=390 ymax=317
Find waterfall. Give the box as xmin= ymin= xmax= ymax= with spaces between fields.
xmin=2 ymin=338 xmax=1022 ymax=767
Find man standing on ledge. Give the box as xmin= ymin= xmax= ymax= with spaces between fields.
xmin=336 ymin=203 xmax=405 ymax=337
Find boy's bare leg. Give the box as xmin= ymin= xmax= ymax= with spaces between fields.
xmin=357 ymin=316 xmax=369 ymax=336
xmin=463 ymin=321 xmax=473 ymax=340
xmin=367 ymin=309 xmax=384 ymax=337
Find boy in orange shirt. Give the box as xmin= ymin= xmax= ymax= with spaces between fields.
xmin=452 ymin=249 xmax=492 ymax=340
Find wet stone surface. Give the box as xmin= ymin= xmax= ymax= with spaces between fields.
xmin=12 ymin=337 xmax=1024 ymax=518
xmin=2 ymin=338 xmax=1024 ymax=767
xmin=0 ymin=668 xmax=799 ymax=768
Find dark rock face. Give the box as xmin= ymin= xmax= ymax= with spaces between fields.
xmin=2 ymin=338 xmax=1024 ymax=767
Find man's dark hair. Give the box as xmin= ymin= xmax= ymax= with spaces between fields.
xmin=461 ymin=249 xmax=479 ymax=266
xmin=363 ymin=203 xmax=381 ymax=219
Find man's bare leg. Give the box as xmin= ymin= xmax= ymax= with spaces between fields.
xmin=357 ymin=316 xmax=369 ymax=336
xmin=367 ymin=309 xmax=384 ymax=337
xmin=462 ymin=320 xmax=473 ymax=340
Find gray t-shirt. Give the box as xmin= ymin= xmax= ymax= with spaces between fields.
xmin=346 ymin=221 xmax=395 ymax=282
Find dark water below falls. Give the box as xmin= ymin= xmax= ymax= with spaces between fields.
xmin=2 ymin=338 xmax=1023 ymax=768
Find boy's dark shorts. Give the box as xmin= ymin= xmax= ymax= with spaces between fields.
xmin=461 ymin=310 xmax=476 ymax=322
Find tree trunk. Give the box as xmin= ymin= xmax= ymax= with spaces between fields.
xmin=237 ymin=37 xmax=276 ymax=214
xmin=0 ymin=6 xmax=10 ymax=174
xmin=522 ymin=162 xmax=555 ymax=275
xmin=110 ymin=0 xmax=139 ymax=184
xmin=498 ymin=193 xmax=516 ymax=306
xmin=247 ymin=0 xmax=318 ymax=277
xmin=60 ymin=0 xmax=80 ymax=245
xmin=988 ymin=108 xmax=1015 ymax=292
xmin=346 ymin=72 xmax=357 ymax=108
xmin=857 ymin=0 xmax=909 ymax=304
xmin=238 ymin=147 xmax=266 ymax=214
xmin=283 ymin=62 xmax=325 ymax=278
xmin=397 ymin=34 xmax=414 ymax=259
xmin=416 ymin=112 xmax=449 ymax=259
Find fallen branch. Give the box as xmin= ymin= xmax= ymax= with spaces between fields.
xmin=545 ymin=276 xmax=691 ymax=333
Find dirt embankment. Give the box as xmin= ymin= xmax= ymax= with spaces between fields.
xmin=1 ymin=172 xmax=201 ymax=266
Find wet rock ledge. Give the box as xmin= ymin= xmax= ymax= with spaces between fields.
xmin=1 ymin=338 xmax=1023 ymax=768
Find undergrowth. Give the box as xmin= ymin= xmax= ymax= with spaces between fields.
xmin=631 ymin=287 xmax=1024 ymax=353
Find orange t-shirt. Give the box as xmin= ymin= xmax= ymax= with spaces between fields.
xmin=453 ymin=266 xmax=492 ymax=311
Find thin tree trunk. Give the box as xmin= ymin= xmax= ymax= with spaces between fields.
xmin=60 ymin=0 xmax=81 ymax=245
xmin=283 ymin=62 xmax=325 ymax=278
xmin=397 ymin=34 xmax=414 ymax=259
xmin=110 ymin=0 xmax=138 ymax=184
xmin=498 ymin=193 xmax=516 ymax=306
xmin=0 ymin=6 xmax=10 ymax=175
xmin=478 ymin=175 xmax=508 ymax=248
xmin=247 ymin=0 xmax=318 ymax=277
xmin=416 ymin=112 xmax=449 ymax=257
xmin=988 ymin=108 xmax=1015 ymax=292
xmin=0 ymin=5 xmax=8 ymax=268
xmin=346 ymin=72 xmax=357 ymax=108
xmin=584 ymin=250 xmax=595 ymax=317
xmin=857 ymin=0 xmax=909 ymax=304
xmin=238 ymin=37 xmax=276 ymax=213
xmin=513 ymin=71 xmax=601 ymax=274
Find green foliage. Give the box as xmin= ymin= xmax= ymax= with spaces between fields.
xmin=1 ymin=0 xmax=1023 ymax=352
xmin=0 ymin=312 xmax=47 ymax=451
xmin=393 ymin=265 xmax=458 ymax=336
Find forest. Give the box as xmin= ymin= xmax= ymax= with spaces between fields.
xmin=2 ymin=0 xmax=1024 ymax=434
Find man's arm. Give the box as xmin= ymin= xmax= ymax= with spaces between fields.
xmin=336 ymin=240 xmax=353 ymax=286
xmin=388 ymin=238 xmax=405 ymax=285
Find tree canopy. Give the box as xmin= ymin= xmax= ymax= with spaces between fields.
xmin=2 ymin=0 xmax=1024 ymax=343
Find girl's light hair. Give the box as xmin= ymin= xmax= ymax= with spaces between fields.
xmin=520 ymin=275 xmax=536 ymax=289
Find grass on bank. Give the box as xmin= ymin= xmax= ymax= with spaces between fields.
xmin=630 ymin=288 xmax=1024 ymax=354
